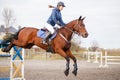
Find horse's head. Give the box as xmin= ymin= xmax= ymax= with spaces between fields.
xmin=73 ymin=16 xmax=88 ymax=38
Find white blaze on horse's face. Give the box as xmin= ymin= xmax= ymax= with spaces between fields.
xmin=79 ymin=20 xmax=88 ymax=38
xmin=74 ymin=16 xmax=88 ymax=38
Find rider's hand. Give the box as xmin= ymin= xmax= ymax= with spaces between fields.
xmin=53 ymin=27 xmax=58 ymax=30
xmin=56 ymin=21 xmax=61 ymax=26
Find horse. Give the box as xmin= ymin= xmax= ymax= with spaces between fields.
xmin=1 ymin=16 xmax=88 ymax=76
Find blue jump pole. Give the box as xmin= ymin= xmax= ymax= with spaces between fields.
xmin=0 ymin=78 xmax=10 ymax=80
xmin=12 ymin=46 xmax=23 ymax=60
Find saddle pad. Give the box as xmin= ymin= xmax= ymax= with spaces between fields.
xmin=37 ymin=29 xmax=46 ymax=39
xmin=37 ymin=29 xmax=57 ymax=40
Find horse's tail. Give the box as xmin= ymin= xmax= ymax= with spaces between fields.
xmin=1 ymin=27 xmax=25 ymax=45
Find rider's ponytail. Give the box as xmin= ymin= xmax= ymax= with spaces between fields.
xmin=48 ymin=5 xmax=56 ymax=8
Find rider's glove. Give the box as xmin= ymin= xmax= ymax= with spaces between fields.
xmin=53 ymin=27 xmax=58 ymax=30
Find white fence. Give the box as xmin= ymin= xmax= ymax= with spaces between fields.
xmin=86 ymin=51 xmax=120 ymax=68
xmin=99 ymin=51 xmax=120 ymax=67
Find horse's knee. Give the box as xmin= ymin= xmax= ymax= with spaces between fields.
xmin=65 ymin=56 xmax=70 ymax=62
xmin=73 ymin=57 xmax=77 ymax=63
xmin=65 ymin=56 xmax=70 ymax=69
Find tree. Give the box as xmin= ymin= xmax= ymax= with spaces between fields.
xmin=89 ymin=40 xmax=99 ymax=51
xmin=2 ymin=8 xmax=14 ymax=33
xmin=70 ymin=35 xmax=81 ymax=52
xmin=70 ymin=41 xmax=81 ymax=51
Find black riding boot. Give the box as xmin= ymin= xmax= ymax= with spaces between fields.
xmin=42 ymin=32 xmax=51 ymax=44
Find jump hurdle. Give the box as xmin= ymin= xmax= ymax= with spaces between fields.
xmin=99 ymin=51 xmax=120 ymax=67
xmin=10 ymin=46 xmax=25 ymax=80
xmin=0 ymin=46 xmax=25 ymax=80
xmin=87 ymin=51 xmax=102 ymax=63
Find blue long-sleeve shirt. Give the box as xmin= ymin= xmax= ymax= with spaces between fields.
xmin=47 ymin=8 xmax=66 ymax=27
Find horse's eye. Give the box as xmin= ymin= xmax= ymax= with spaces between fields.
xmin=80 ymin=24 xmax=85 ymax=27
xmin=80 ymin=24 xmax=83 ymax=26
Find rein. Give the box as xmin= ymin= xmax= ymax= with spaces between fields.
xmin=59 ymin=21 xmax=79 ymax=43
xmin=64 ymin=20 xmax=79 ymax=35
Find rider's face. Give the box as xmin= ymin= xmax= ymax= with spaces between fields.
xmin=58 ymin=6 xmax=64 ymax=11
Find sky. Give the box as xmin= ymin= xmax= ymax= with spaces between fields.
xmin=0 ymin=0 xmax=120 ymax=49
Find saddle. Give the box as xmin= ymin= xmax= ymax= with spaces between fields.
xmin=37 ymin=28 xmax=57 ymax=53
xmin=37 ymin=28 xmax=57 ymax=40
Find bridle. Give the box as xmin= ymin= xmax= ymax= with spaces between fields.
xmin=58 ymin=21 xmax=81 ymax=43
xmin=58 ymin=17 xmax=87 ymax=43
xmin=64 ymin=20 xmax=80 ymax=35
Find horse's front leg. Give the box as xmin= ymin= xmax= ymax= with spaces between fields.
xmin=64 ymin=56 xmax=70 ymax=76
xmin=55 ymin=48 xmax=70 ymax=76
xmin=66 ymin=50 xmax=78 ymax=76
xmin=72 ymin=58 xmax=78 ymax=76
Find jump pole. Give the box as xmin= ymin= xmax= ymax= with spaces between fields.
xmin=99 ymin=51 xmax=104 ymax=68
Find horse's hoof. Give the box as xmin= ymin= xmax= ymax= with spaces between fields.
xmin=2 ymin=48 xmax=9 ymax=52
xmin=72 ymin=70 xmax=77 ymax=76
xmin=2 ymin=48 xmax=6 ymax=52
xmin=64 ymin=70 xmax=69 ymax=76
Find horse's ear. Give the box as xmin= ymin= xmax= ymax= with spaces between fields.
xmin=82 ymin=17 xmax=86 ymax=21
xmin=78 ymin=16 xmax=82 ymax=21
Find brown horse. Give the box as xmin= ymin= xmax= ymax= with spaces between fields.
xmin=2 ymin=16 xmax=88 ymax=76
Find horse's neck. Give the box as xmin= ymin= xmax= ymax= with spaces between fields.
xmin=59 ymin=20 xmax=76 ymax=41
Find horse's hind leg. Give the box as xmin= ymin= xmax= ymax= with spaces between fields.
xmin=2 ymin=41 xmax=14 ymax=52
xmin=2 ymin=39 xmax=27 ymax=52
xmin=12 ymin=39 xmax=27 ymax=47
xmin=66 ymin=50 xmax=78 ymax=76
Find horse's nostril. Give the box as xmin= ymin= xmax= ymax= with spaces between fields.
xmin=85 ymin=33 xmax=88 ymax=37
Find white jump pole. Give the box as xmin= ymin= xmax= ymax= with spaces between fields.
xmin=22 ymin=48 xmax=25 ymax=79
xmin=87 ymin=51 xmax=90 ymax=62
xmin=104 ymin=51 xmax=109 ymax=67
xmin=93 ymin=52 xmax=100 ymax=63
xmin=99 ymin=51 xmax=103 ymax=68
xmin=10 ymin=48 xmax=14 ymax=79
xmin=87 ymin=51 xmax=101 ymax=63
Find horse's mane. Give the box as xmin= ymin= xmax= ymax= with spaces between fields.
xmin=60 ymin=19 xmax=78 ymax=30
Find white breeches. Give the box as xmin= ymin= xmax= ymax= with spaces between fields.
xmin=44 ymin=23 xmax=60 ymax=34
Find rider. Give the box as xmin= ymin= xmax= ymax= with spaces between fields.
xmin=42 ymin=1 xmax=66 ymax=44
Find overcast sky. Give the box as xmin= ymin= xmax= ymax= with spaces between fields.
xmin=0 ymin=0 xmax=120 ymax=49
